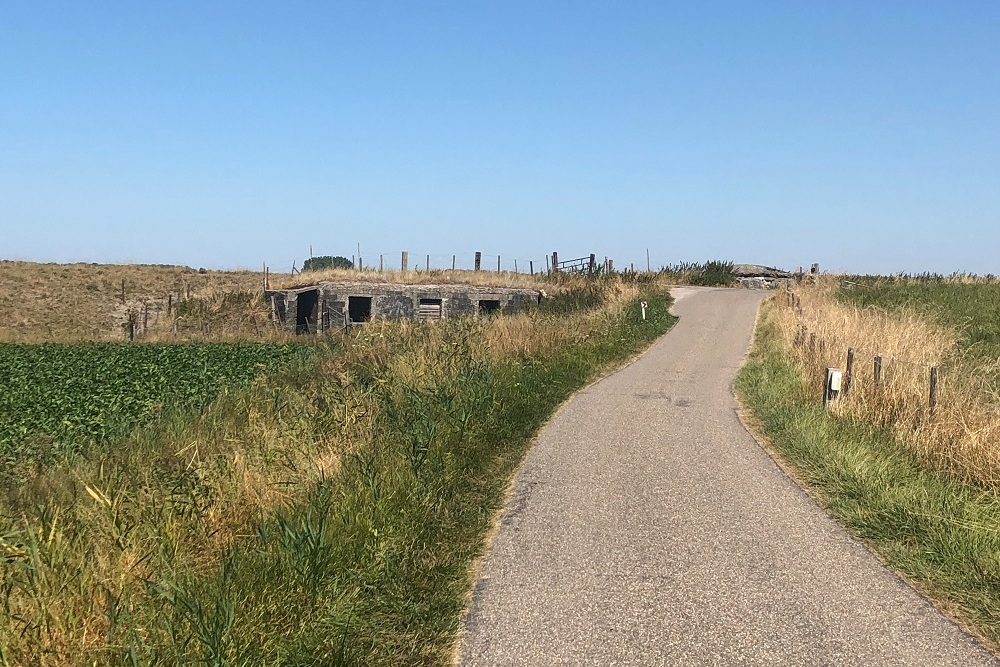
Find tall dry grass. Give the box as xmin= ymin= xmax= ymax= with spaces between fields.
xmin=777 ymin=279 xmax=1000 ymax=487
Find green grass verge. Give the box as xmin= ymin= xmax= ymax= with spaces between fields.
xmin=151 ymin=290 xmax=675 ymax=665
xmin=735 ymin=301 xmax=1000 ymax=650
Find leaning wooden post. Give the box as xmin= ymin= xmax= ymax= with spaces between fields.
xmin=874 ymin=355 xmax=883 ymax=390
xmin=929 ymin=366 xmax=939 ymax=416
xmin=475 ymin=252 xmax=482 ymax=272
xmin=401 ymin=251 xmax=409 ymax=272
xmin=844 ymin=348 xmax=855 ymax=396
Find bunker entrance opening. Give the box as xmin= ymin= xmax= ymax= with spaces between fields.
xmin=296 ymin=289 xmax=319 ymax=334
xmin=478 ymin=299 xmax=501 ymax=315
xmin=348 ymin=296 xmax=372 ymax=323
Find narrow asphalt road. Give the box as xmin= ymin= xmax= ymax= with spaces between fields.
xmin=458 ymin=287 xmax=997 ymax=666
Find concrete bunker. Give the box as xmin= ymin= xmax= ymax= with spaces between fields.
xmin=266 ymin=281 xmax=543 ymax=333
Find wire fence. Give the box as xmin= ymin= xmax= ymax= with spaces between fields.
xmin=783 ymin=289 xmax=946 ymax=415
xmin=269 ymin=248 xmax=646 ymax=278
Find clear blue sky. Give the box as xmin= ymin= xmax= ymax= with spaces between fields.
xmin=2 ymin=2 xmax=998 ymax=274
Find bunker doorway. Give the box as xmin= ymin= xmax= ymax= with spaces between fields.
xmin=348 ymin=296 xmax=372 ymax=323
xmin=296 ymin=289 xmax=319 ymax=334
xmin=478 ymin=299 xmax=501 ymax=315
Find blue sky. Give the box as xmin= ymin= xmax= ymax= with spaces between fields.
xmin=2 ymin=2 xmax=998 ymax=274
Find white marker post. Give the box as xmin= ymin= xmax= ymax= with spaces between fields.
xmin=641 ymin=300 xmax=647 ymax=320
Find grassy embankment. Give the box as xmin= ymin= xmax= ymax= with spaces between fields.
xmin=0 ymin=275 xmax=675 ymax=666
xmin=0 ymin=261 xmax=266 ymax=342
xmin=737 ymin=276 xmax=1000 ymax=648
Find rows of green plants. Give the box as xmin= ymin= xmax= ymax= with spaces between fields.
xmin=838 ymin=277 xmax=1000 ymax=362
xmin=0 ymin=342 xmax=309 ymax=469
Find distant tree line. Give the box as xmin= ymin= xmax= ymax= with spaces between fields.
xmin=303 ymin=255 xmax=354 ymax=272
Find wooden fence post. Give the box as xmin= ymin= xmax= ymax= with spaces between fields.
xmin=426 ymin=254 xmax=430 ymax=271
xmin=497 ymin=255 xmax=501 ymax=273
xmin=401 ymin=251 xmax=408 ymax=272
xmin=552 ymin=251 xmax=559 ymax=273
xmin=930 ymin=366 xmax=939 ymax=416
xmin=167 ymin=294 xmax=172 ymax=315
xmin=530 ymin=260 xmax=534 ymax=276
xmin=475 ymin=252 xmax=482 ymax=272
xmin=452 ymin=255 xmax=456 ymax=271
xmin=589 ymin=254 xmax=596 ymax=274
xmin=844 ymin=348 xmax=855 ymax=396
xmin=874 ymin=355 xmax=883 ymax=389
xmin=514 ymin=259 xmax=518 ymax=273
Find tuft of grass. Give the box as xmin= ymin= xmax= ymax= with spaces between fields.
xmin=736 ymin=300 xmax=1000 ymax=650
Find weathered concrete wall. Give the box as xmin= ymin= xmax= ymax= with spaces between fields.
xmin=266 ymin=281 xmax=542 ymax=332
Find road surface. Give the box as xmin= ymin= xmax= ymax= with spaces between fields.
xmin=458 ymin=287 xmax=996 ymax=666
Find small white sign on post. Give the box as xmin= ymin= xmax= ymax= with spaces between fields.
xmin=640 ymin=300 xmax=648 ymax=320
xmin=824 ymin=367 xmax=843 ymax=408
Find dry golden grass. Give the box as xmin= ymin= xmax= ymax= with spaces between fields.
xmin=271 ymin=266 xmax=557 ymax=291
xmin=779 ymin=278 xmax=1000 ymax=487
xmin=0 ymin=261 xmax=268 ymax=342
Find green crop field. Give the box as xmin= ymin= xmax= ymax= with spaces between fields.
xmin=839 ymin=277 xmax=1000 ymax=362
xmin=0 ymin=342 xmax=308 ymax=469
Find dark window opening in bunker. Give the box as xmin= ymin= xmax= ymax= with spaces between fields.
xmin=478 ymin=299 xmax=501 ymax=315
xmin=348 ymin=296 xmax=372 ymax=323
xmin=418 ymin=298 xmax=443 ymax=320
xmin=296 ymin=289 xmax=319 ymax=334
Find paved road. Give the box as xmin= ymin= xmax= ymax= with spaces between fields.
xmin=458 ymin=287 xmax=997 ymax=666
